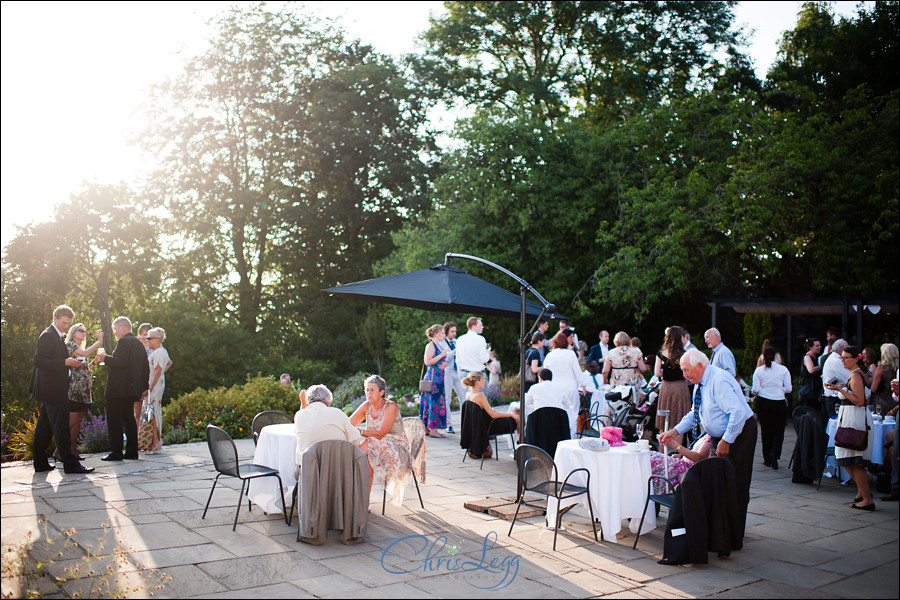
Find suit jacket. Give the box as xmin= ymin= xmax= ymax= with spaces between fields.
xmin=31 ymin=325 xmax=70 ymax=404
xmin=104 ymin=333 xmax=150 ymax=399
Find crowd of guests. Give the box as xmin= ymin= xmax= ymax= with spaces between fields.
xmin=32 ymin=305 xmax=173 ymax=474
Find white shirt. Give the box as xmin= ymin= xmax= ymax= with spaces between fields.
xmin=542 ymin=348 xmax=583 ymax=438
xmin=751 ymin=363 xmax=792 ymax=401
xmin=523 ymin=380 xmax=565 ymax=417
xmin=822 ymin=352 xmax=850 ymax=397
xmin=294 ymin=402 xmax=363 ymax=463
xmin=455 ymin=330 xmax=490 ymax=374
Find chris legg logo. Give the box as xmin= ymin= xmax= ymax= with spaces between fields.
xmin=380 ymin=531 xmax=519 ymax=589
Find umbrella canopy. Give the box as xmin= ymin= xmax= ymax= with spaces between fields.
xmin=322 ymin=264 xmax=559 ymax=319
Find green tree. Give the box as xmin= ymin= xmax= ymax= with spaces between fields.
xmin=142 ymin=3 xmax=433 ymax=338
xmin=420 ymin=1 xmax=742 ymax=121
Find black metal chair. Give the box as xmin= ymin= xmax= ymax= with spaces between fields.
xmin=251 ymin=410 xmax=292 ymax=445
xmin=203 ymin=424 xmax=287 ymax=531
xmin=460 ymin=401 xmax=515 ymax=469
xmin=577 ymin=413 xmax=612 ymax=439
xmin=633 ymin=475 xmax=677 ymax=548
xmin=508 ymin=444 xmax=599 ymax=551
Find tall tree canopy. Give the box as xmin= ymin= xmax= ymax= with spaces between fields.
xmin=420 ymin=0 xmax=742 ymax=120
xmin=142 ymin=4 xmax=434 ymax=336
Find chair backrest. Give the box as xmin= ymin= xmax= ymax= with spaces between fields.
xmin=515 ymin=444 xmax=556 ymax=492
xmin=252 ymin=410 xmax=292 ymax=444
xmin=525 ymin=407 xmax=570 ymax=458
xmin=206 ymin=424 xmax=239 ymax=477
xmin=402 ymin=417 xmax=426 ymax=459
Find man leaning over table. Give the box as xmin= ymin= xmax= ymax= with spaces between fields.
xmin=659 ymin=348 xmax=757 ymax=539
xmin=294 ymin=385 xmax=367 ymax=461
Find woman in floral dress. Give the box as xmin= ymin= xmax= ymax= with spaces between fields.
xmin=649 ymin=434 xmax=711 ymax=494
xmin=420 ymin=324 xmax=449 ymax=437
xmin=350 ymin=375 xmax=412 ymax=508
xmin=64 ymin=323 xmax=103 ymax=458
xmin=603 ymin=331 xmax=648 ymax=395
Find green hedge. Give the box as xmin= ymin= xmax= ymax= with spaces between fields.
xmin=162 ymin=376 xmax=301 ymax=441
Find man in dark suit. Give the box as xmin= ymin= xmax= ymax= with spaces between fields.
xmin=31 ymin=305 xmax=95 ymax=474
xmin=97 ymin=316 xmax=149 ymax=461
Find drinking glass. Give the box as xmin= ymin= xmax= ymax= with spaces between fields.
xmin=98 ymin=347 xmax=105 ymax=366
xmin=635 ymin=423 xmax=644 ymax=440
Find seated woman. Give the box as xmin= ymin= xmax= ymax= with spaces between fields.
xmin=350 ymin=375 xmax=412 ymax=507
xmin=460 ymin=371 xmax=519 ymax=460
xmin=649 ymin=434 xmax=712 ymax=494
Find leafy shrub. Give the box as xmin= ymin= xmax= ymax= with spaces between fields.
xmin=332 ymin=372 xmax=370 ymax=410
xmin=162 ymin=427 xmax=192 ymax=445
xmin=163 ymin=375 xmax=300 ymax=440
xmin=6 ymin=411 xmax=48 ymax=460
xmin=78 ymin=413 xmax=110 ymax=454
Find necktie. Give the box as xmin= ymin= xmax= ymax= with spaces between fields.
xmin=692 ymin=383 xmax=702 ymax=438
xmin=591 ymin=374 xmax=600 ymax=389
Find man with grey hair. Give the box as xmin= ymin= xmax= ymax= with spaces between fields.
xmin=294 ymin=384 xmax=366 ymax=462
xmin=704 ymin=327 xmax=736 ymax=377
xmin=97 ymin=317 xmax=150 ymax=461
xmin=660 ymin=348 xmax=756 ymax=538
xmin=821 ymin=338 xmax=850 ymax=418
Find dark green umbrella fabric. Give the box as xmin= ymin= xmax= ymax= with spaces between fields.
xmin=322 ymin=264 xmax=560 ymax=319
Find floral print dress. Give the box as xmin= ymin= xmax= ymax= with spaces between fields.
xmin=66 ymin=340 xmax=92 ymax=409
xmin=367 ymin=402 xmax=413 ymax=507
xmin=420 ymin=342 xmax=447 ymax=430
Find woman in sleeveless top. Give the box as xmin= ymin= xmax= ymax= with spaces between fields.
xmin=420 ymin=324 xmax=449 ymax=436
xmin=654 ymin=326 xmax=690 ymax=440
xmin=798 ymin=337 xmax=823 ymax=408
xmin=350 ymin=375 xmax=412 ymax=507
xmin=825 ymin=346 xmax=875 ymax=511
xmin=870 ymin=343 xmax=898 ymax=415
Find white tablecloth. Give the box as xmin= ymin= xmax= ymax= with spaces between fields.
xmin=825 ymin=416 xmax=895 ymax=479
xmin=247 ymin=423 xmax=297 ymax=514
xmin=548 ymin=440 xmax=655 ymax=543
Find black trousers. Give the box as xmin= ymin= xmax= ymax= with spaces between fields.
xmin=34 ymin=399 xmax=76 ymax=469
xmin=710 ymin=416 xmax=757 ymax=540
xmin=107 ymin=396 xmax=139 ymax=456
xmin=756 ymin=397 xmax=787 ymax=462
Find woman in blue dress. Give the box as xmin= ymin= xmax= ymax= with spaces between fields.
xmin=421 ymin=324 xmax=449 ymax=437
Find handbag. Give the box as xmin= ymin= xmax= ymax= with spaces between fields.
xmin=418 ymin=364 xmax=433 ymax=394
xmin=138 ymin=402 xmax=156 ymax=452
xmin=522 ymin=348 xmax=538 ymax=383
xmin=834 ymin=426 xmax=868 ymax=451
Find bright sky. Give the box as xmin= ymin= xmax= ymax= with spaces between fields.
xmin=0 ymin=1 xmax=869 ymax=248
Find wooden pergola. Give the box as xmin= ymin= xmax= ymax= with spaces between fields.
xmin=707 ymin=297 xmax=899 ymax=367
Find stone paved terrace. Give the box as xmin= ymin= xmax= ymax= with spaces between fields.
xmin=2 ymin=413 xmax=897 ymax=599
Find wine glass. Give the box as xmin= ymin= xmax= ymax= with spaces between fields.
xmin=635 ymin=423 xmax=644 ymax=440
xmin=97 ymin=347 xmax=106 ymax=366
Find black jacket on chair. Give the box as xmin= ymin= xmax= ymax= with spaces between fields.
xmin=525 ymin=407 xmax=570 ymax=459
xmin=659 ymin=457 xmax=743 ymax=565
xmin=791 ymin=414 xmax=828 ymax=484
xmin=104 ymin=333 xmax=150 ymax=399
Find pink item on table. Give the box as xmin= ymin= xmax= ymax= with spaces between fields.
xmin=600 ymin=426 xmax=626 ymax=447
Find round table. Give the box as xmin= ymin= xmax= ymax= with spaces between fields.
xmin=549 ymin=439 xmax=656 ymax=543
xmin=247 ymin=423 xmax=297 ymax=514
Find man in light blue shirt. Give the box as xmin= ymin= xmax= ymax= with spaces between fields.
xmin=704 ymin=327 xmax=736 ymax=377
xmin=660 ymin=349 xmax=757 ymax=538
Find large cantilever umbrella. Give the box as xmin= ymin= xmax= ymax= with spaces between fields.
xmin=322 ymin=255 xmax=563 ymax=440
xmin=321 ymin=264 xmax=552 ymax=318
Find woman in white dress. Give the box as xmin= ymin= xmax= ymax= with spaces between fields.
xmin=542 ymin=331 xmax=584 ymax=438
xmin=145 ymin=327 xmax=173 ymax=453
xmin=824 ymin=345 xmax=874 ymax=511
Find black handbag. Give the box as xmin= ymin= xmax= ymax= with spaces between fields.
xmin=834 ymin=426 xmax=868 ymax=451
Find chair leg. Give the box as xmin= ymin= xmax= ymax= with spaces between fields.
xmin=633 ymin=495 xmax=651 ymax=549
xmin=507 ymin=493 xmax=525 ymax=537
xmin=585 ymin=492 xmax=599 ymax=543
xmin=383 ymin=488 xmax=387 ymax=515
xmin=412 ymin=470 xmax=424 ymax=509
xmin=288 ymin=484 xmax=298 ymax=527
xmin=462 ymin=448 xmax=468 ymax=463
xmin=202 ymin=475 xmax=220 ymax=520
xmin=276 ymin=475 xmax=287 ymax=525
xmin=553 ymin=499 xmax=564 ymax=551
xmin=494 ymin=435 xmax=499 ymax=460
xmin=234 ymin=480 xmax=247 ymax=531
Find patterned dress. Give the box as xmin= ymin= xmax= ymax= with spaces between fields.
xmin=367 ymin=402 xmax=412 ymax=507
xmin=420 ymin=342 xmax=447 ymax=430
xmin=649 ymin=435 xmax=709 ymax=494
xmin=607 ymin=346 xmax=645 ymax=388
xmin=66 ymin=341 xmax=92 ymax=410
